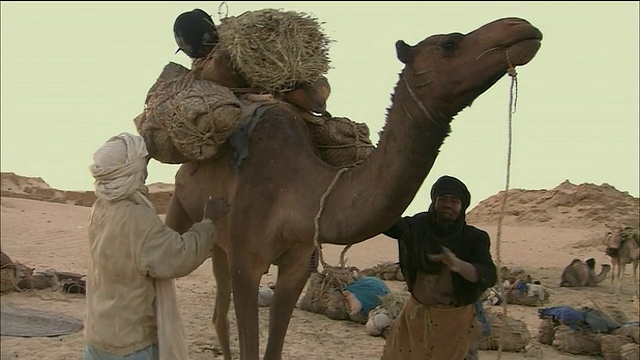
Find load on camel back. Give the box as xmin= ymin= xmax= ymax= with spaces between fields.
xmin=135 ymin=8 xmax=374 ymax=168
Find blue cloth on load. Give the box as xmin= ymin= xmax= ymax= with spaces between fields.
xmin=345 ymin=276 xmax=389 ymax=315
xmin=580 ymin=308 xmax=620 ymax=333
xmin=514 ymin=280 xmax=528 ymax=295
xmin=538 ymin=306 xmax=584 ymax=330
xmin=475 ymin=300 xmax=491 ymax=336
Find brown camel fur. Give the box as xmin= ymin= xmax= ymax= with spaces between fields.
xmin=559 ymin=258 xmax=611 ymax=287
xmin=163 ymin=18 xmax=543 ymax=360
xmin=605 ymin=226 xmax=640 ymax=295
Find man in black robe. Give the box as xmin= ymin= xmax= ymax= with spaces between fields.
xmin=380 ymin=175 xmax=497 ymax=360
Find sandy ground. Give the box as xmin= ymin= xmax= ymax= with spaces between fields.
xmin=1 ymin=178 xmax=639 ymax=359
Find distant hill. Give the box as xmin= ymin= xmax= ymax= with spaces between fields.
xmin=3 ymin=172 xmax=638 ymax=227
xmin=467 ymin=180 xmax=639 ymax=229
xmin=1 ymin=172 xmax=174 ymax=214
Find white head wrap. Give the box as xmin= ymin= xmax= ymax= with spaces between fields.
xmin=89 ymin=132 xmax=151 ymax=205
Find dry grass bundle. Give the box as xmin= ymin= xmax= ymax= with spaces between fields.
xmin=216 ymin=9 xmax=332 ymax=92
xmin=360 ymin=261 xmax=405 ymax=281
xmin=600 ymin=334 xmax=633 ymax=360
xmin=552 ymin=325 xmax=601 ymax=355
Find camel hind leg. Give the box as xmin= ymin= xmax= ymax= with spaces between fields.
xmin=211 ymin=243 xmax=233 ymax=360
xmin=263 ymin=245 xmax=314 ymax=360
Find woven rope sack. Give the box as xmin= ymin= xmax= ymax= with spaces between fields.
xmin=307 ymin=117 xmax=374 ymax=167
xmin=537 ymin=318 xmax=556 ymax=345
xmin=600 ymin=334 xmax=633 ymax=360
xmin=613 ymin=323 xmax=640 ymax=344
xmin=298 ymin=270 xmax=353 ymax=321
xmin=552 ymin=325 xmax=601 ymax=355
xmin=135 ymin=62 xmax=242 ymax=164
xmin=213 ymin=9 xmax=332 ymax=93
xmin=479 ymin=309 xmax=531 ymax=352
xmin=620 ymin=343 xmax=639 ymax=360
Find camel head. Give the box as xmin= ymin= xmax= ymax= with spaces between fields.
xmin=395 ymin=17 xmax=542 ymax=118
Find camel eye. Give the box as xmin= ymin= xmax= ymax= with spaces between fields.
xmin=442 ymin=40 xmax=456 ymax=51
xmin=440 ymin=33 xmax=463 ymax=56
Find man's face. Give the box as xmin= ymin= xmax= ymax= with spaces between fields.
xmin=434 ymin=194 xmax=462 ymax=222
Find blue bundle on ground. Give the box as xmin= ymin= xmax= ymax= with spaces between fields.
xmin=344 ymin=276 xmax=389 ymax=315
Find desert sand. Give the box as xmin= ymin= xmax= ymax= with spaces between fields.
xmin=1 ymin=172 xmax=638 ymax=360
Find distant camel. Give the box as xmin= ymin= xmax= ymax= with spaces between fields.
xmin=559 ymin=258 xmax=610 ymax=288
xmin=604 ymin=226 xmax=639 ymax=295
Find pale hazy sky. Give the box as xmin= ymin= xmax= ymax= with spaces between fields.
xmin=1 ymin=1 xmax=638 ymax=215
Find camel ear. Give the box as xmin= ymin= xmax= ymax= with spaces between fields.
xmin=395 ymin=40 xmax=414 ymax=64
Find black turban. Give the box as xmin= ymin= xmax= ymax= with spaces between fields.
xmin=430 ymin=175 xmax=471 ymax=211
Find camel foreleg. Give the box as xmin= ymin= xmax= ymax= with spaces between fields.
xmin=164 ymin=191 xmax=196 ymax=233
xmin=231 ymin=251 xmax=265 ymax=360
xmin=263 ymin=245 xmax=314 ymax=360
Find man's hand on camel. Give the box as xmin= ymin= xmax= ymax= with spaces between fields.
xmin=203 ymin=196 xmax=230 ymax=222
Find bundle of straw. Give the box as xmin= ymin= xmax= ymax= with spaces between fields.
xmin=216 ymin=8 xmax=332 ymax=92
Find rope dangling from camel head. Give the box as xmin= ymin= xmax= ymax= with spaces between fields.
xmin=496 ymin=51 xmax=524 ymax=360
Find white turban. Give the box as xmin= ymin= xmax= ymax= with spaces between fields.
xmin=89 ymin=132 xmax=151 ymax=205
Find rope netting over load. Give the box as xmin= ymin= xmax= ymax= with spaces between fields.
xmin=135 ymin=7 xmax=374 ymax=167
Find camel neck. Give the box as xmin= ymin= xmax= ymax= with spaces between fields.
xmin=320 ymin=70 xmax=455 ymax=244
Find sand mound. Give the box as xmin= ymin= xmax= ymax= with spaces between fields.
xmin=1 ymin=173 xmax=173 ymax=214
xmin=467 ymin=180 xmax=639 ymax=229
xmin=1 ymin=172 xmax=52 ymax=194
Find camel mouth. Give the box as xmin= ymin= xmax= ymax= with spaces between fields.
xmin=507 ymin=38 xmax=542 ymax=66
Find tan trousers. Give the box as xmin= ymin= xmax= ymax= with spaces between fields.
xmin=381 ymin=296 xmax=482 ymax=360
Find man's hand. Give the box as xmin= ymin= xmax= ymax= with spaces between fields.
xmin=428 ymin=247 xmax=461 ymax=272
xmin=203 ymin=196 xmax=230 ymax=222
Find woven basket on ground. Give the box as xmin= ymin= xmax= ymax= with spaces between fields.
xmin=552 ymin=325 xmax=601 ymax=355
xmin=135 ymin=62 xmax=242 ymax=164
xmin=478 ymin=309 xmax=531 ymax=352
xmin=360 ymin=262 xmax=404 ymax=281
xmin=600 ymin=334 xmax=634 ymax=360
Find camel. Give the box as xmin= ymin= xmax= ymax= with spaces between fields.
xmin=163 ymin=18 xmax=543 ymax=360
xmin=604 ymin=226 xmax=640 ymax=295
xmin=559 ymin=258 xmax=611 ymax=287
